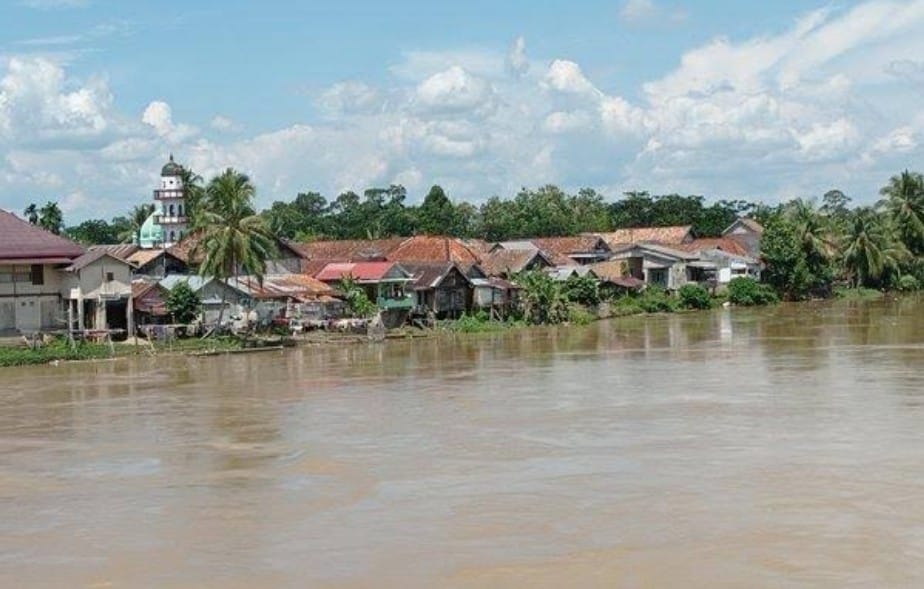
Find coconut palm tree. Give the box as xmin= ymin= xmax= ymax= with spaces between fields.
xmin=879 ymin=170 xmax=924 ymax=255
xmin=37 ymin=201 xmax=63 ymax=234
xmin=23 ymin=203 xmax=39 ymax=224
xmin=193 ymin=168 xmax=276 ymax=328
xmin=841 ymin=209 xmax=907 ymax=287
xmin=787 ymin=198 xmax=834 ymax=262
xmin=121 ymin=203 xmax=156 ymax=244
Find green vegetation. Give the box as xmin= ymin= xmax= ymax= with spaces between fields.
xmin=165 ymin=282 xmax=202 ymax=323
xmin=442 ymin=311 xmax=526 ymax=333
xmin=833 ymin=286 xmax=884 ymax=301
xmin=678 ymin=283 xmax=713 ymax=310
xmin=727 ymin=277 xmax=779 ymax=306
xmin=338 ymin=275 xmax=377 ymax=318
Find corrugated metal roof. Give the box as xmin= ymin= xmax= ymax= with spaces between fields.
xmin=400 ymin=262 xmax=472 ymax=290
xmin=88 ymin=243 xmax=140 ymax=260
xmin=479 ymin=249 xmax=551 ymax=277
xmin=0 ymin=209 xmax=85 ymax=261
xmin=64 ymin=249 xmax=134 ymax=271
xmin=316 ymin=262 xmax=411 ymax=282
xmin=229 ymin=274 xmax=336 ymax=300
xmin=676 ymin=237 xmax=750 ymax=257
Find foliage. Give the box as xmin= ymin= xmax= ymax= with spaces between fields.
xmin=561 ymin=273 xmax=600 ymax=306
xmin=24 ymin=201 xmax=64 ymax=234
xmin=165 ymin=282 xmax=202 ymax=323
xmin=338 ymin=275 xmax=377 ymax=318
xmin=610 ymin=191 xmax=754 ymax=237
xmin=727 ymin=277 xmax=779 ymax=306
xmin=65 ymin=219 xmax=121 ymax=245
xmin=514 ymin=270 xmax=569 ymax=324
xmin=879 ymin=170 xmax=924 ymax=257
xmin=636 ymin=286 xmax=679 ymax=313
xmin=896 ymin=274 xmax=921 ymax=292
xmin=841 ymin=208 xmax=907 ymax=287
xmin=678 ymin=283 xmax=713 ymax=309
xmin=124 ymin=204 xmax=156 ymax=245
xmin=0 ymin=338 xmax=112 ymax=367
xmin=759 ymin=215 xmax=814 ymax=299
xmin=194 ymin=168 xmax=277 ymax=282
xmin=567 ymin=304 xmax=596 ymax=325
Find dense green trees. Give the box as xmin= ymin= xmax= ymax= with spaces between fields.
xmin=23 ymin=202 xmax=64 ymax=234
xmin=165 ymin=281 xmax=201 ymax=323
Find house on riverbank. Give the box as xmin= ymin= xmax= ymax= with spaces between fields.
xmin=0 ymin=210 xmax=85 ymax=334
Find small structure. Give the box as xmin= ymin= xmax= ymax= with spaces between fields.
xmin=402 ymin=262 xmax=474 ymax=319
xmin=159 ymin=274 xmax=249 ymax=326
xmin=125 ymin=248 xmax=188 ymax=278
xmin=229 ymin=274 xmax=343 ymax=325
xmin=60 ymin=249 xmax=135 ymax=335
xmin=0 ymin=209 xmax=85 ymax=334
xmin=608 ymin=243 xmax=699 ymax=291
xmin=132 ymin=279 xmax=170 ymax=327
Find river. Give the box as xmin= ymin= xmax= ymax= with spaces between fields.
xmin=1 ymin=296 xmax=922 ymax=588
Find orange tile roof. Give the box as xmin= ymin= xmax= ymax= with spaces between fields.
xmin=592 ymin=225 xmax=693 ymax=248
xmin=387 ymin=236 xmax=482 ymax=265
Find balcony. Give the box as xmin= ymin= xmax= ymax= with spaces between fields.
xmin=153 ymin=215 xmax=189 ymax=225
xmin=153 ymin=189 xmax=185 ymax=200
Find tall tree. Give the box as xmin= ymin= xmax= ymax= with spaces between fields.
xmin=179 ymin=166 xmax=206 ymax=226
xmin=879 ymin=170 xmax=924 ymax=256
xmin=65 ymin=219 xmax=120 ymax=245
xmin=841 ymin=208 xmax=907 ymax=287
xmin=37 ymin=202 xmax=63 ymax=235
xmin=123 ymin=203 xmax=156 ymax=244
xmin=23 ymin=203 xmax=39 ymax=225
xmin=194 ymin=169 xmax=277 ymax=328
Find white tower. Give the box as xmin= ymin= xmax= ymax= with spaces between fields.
xmin=153 ymin=154 xmax=188 ymax=247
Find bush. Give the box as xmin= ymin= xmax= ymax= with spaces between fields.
xmin=727 ymin=277 xmax=778 ymax=306
xmin=166 ymin=281 xmax=202 ymax=324
xmin=678 ymin=283 xmax=713 ymax=310
xmin=567 ymin=304 xmax=595 ymax=325
xmin=637 ymin=286 xmax=679 ymax=313
xmin=897 ymin=275 xmax=921 ymax=292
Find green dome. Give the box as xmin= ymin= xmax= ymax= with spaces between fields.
xmin=161 ymin=154 xmax=182 ymax=177
xmin=137 ymin=212 xmax=164 ymax=248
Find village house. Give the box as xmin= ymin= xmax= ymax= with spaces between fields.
xmin=676 ymin=237 xmax=762 ymax=286
xmin=608 ymin=243 xmax=699 ymax=291
xmin=0 ymin=210 xmax=85 ymax=334
xmin=315 ymin=261 xmax=414 ymax=326
xmin=229 ymin=274 xmax=343 ymax=324
xmin=528 ymin=236 xmax=612 ymax=265
xmin=722 ymin=217 xmax=764 ymax=258
xmin=401 ymin=262 xmax=474 ymax=319
xmin=132 ymin=279 xmax=171 ymax=327
xmin=88 ymin=244 xmax=188 ymax=279
xmin=159 ymin=274 xmax=249 ymax=327
xmin=590 ymin=225 xmax=695 ymax=250
xmin=60 ymin=249 xmax=135 ymax=334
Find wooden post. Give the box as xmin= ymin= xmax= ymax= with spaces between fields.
xmin=127 ymin=294 xmax=135 ymax=341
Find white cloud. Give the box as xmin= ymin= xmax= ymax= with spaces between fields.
xmin=507 ymin=36 xmax=529 ymax=77
xmin=543 ymin=60 xmax=601 ymax=97
xmin=141 ymin=100 xmax=197 ymax=143
xmin=316 ymin=81 xmax=382 ymax=115
xmin=210 ymin=115 xmax=240 ymax=133
xmin=415 ymin=66 xmax=495 ymax=114
xmin=619 ymin=0 xmax=687 ymax=25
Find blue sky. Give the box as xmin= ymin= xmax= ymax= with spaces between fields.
xmin=2 ymin=0 xmax=923 ymax=221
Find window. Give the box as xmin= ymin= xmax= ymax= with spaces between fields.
xmin=169 ymin=230 xmax=176 ymax=243
xmin=0 ymin=265 xmax=32 ymax=283
xmin=169 ymin=204 xmax=175 ymax=216
xmin=30 ymin=264 xmax=43 ymax=286
xmin=105 ymin=272 xmax=114 ymax=282
xmin=178 ymin=204 xmax=183 ymax=216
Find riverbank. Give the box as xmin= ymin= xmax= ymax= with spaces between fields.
xmin=0 ymin=288 xmax=916 ymax=368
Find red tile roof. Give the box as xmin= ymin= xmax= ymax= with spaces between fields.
xmin=0 ymin=209 xmax=85 ymax=262
xmin=591 ymin=225 xmax=693 ymax=248
xmin=316 ymin=262 xmax=406 ymax=282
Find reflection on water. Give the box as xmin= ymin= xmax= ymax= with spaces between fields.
xmin=1 ymin=296 xmax=922 ymax=588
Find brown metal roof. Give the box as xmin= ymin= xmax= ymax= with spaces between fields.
xmin=65 ymin=249 xmax=134 ymax=271
xmin=676 ymin=237 xmax=750 ymax=257
xmin=400 ymin=262 xmax=472 ymax=290
xmin=88 ymin=243 xmax=140 ymax=260
xmin=231 ymin=274 xmax=336 ymax=301
xmin=0 ymin=209 xmax=85 ymax=261
xmin=479 ymin=249 xmax=551 ymax=277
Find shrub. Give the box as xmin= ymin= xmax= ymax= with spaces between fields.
xmin=567 ymin=304 xmax=595 ymax=325
xmin=897 ymin=275 xmax=921 ymax=292
xmin=165 ymin=281 xmax=202 ymax=323
xmin=637 ymin=286 xmax=679 ymax=313
xmin=727 ymin=277 xmax=779 ymax=306
xmin=678 ymin=283 xmax=713 ymax=310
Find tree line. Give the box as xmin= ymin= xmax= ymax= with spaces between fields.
xmin=20 ymin=166 xmax=924 ymax=297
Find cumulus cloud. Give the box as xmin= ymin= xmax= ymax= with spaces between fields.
xmin=141 ymin=100 xmax=197 ymax=142
xmin=4 ymin=1 xmax=924 ymax=220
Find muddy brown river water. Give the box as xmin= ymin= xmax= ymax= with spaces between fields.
xmin=1 ymin=296 xmax=923 ymax=588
